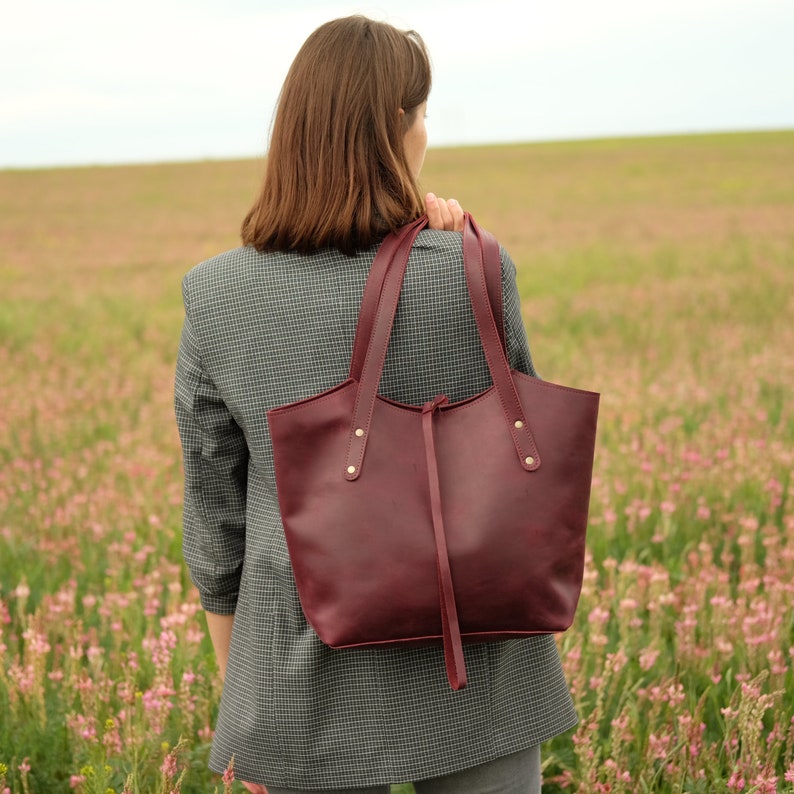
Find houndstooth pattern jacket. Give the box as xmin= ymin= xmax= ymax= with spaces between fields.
xmin=174 ymin=228 xmax=578 ymax=789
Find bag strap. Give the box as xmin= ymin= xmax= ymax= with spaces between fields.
xmin=344 ymin=218 xmax=424 ymax=478
xmin=462 ymin=216 xmax=541 ymax=471
xmin=349 ymin=216 xmax=427 ymax=381
xmin=348 ymin=218 xmax=505 ymax=382
xmin=421 ymin=394 xmax=466 ymax=690
xmin=344 ymin=213 xmax=539 ymax=480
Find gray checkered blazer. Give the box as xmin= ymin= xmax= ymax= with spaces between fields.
xmin=174 ymin=228 xmax=577 ymax=789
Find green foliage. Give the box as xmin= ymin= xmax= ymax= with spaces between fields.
xmin=1 ymin=131 xmax=793 ymax=791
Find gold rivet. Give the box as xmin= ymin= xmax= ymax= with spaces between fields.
xmin=514 ymin=420 xmax=524 ymax=429
xmin=525 ymin=456 xmax=534 ymax=466
xmin=347 ymin=465 xmax=356 ymax=474
xmin=355 ymin=428 xmax=364 ymax=437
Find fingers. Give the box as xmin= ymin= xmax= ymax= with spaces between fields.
xmin=425 ymin=192 xmax=465 ymax=232
xmin=425 ymin=192 xmax=449 ymax=230
xmin=241 ymin=782 xmax=269 ymax=794
xmin=447 ymin=197 xmax=465 ymax=231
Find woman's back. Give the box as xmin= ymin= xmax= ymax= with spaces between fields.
xmin=180 ymin=229 xmax=534 ymax=472
xmin=175 ymin=229 xmax=576 ymax=788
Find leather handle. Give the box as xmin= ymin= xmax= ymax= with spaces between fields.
xmin=349 ymin=217 xmax=505 ymax=382
xmin=345 ymin=213 xmax=536 ymax=480
xmin=344 ymin=218 xmax=428 ymax=479
xmin=462 ymin=216 xmax=540 ymax=470
xmin=349 ymin=216 xmax=427 ymax=381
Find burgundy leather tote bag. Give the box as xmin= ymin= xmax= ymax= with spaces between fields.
xmin=267 ymin=214 xmax=599 ymax=690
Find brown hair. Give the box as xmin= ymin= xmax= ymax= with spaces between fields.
xmin=241 ymin=16 xmax=431 ymax=256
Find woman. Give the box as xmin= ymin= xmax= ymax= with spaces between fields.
xmin=175 ymin=15 xmax=576 ymax=794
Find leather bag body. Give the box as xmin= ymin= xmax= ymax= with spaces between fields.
xmin=267 ymin=214 xmax=600 ymax=690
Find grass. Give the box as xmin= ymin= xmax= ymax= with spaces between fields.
xmin=1 ymin=129 xmax=793 ymax=792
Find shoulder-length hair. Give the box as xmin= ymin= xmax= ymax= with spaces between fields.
xmin=241 ymin=16 xmax=431 ymax=256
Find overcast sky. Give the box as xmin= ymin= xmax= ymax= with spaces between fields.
xmin=2 ymin=0 xmax=793 ymax=168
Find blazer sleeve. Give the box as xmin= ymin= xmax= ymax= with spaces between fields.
xmin=500 ymin=246 xmax=539 ymax=378
xmin=174 ymin=274 xmax=249 ymax=614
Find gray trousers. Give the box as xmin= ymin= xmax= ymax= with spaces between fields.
xmin=266 ymin=746 xmax=542 ymax=794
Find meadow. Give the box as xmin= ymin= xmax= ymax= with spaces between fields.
xmin=1 ymin=130 xmax=793 ymax=792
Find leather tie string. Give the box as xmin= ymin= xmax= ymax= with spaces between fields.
xmin=421 ymin=394 xmax=467 ymax=690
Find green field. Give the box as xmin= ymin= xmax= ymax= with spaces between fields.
xmin=1 ymin=130 xmax=793 ymax=792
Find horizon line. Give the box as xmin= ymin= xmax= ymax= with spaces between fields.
xmin=2 ymin=126 xmax=791 ymax=173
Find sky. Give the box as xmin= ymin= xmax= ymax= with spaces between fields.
xmin=1 ymin=0 xmax=793 ymax=169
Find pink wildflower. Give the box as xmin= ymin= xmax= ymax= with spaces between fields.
xmin=648 ymin=732 xmax=671 ymax=760
xmin=726 ymin=771 xmax=745 ymax=791
xmin=222 ymin=762 xmax=235 ymax=784
xmin=198 ymin=724 xmax=214 ymax=742
xmin=588 ymin=606 xmax=610 ymax=625
xmin=750 ymin=774 xmax=777 ymax=794
xmin=160 ymin=753 xmax=177 ymax=779
xmin=639 ymin=647 xmax=659 ymax=671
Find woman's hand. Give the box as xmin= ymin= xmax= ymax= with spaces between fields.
xmin=425 ymin=192 xmax=464 ymax=231
xmin=240 ymin=782 xmax=268 ymax=793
